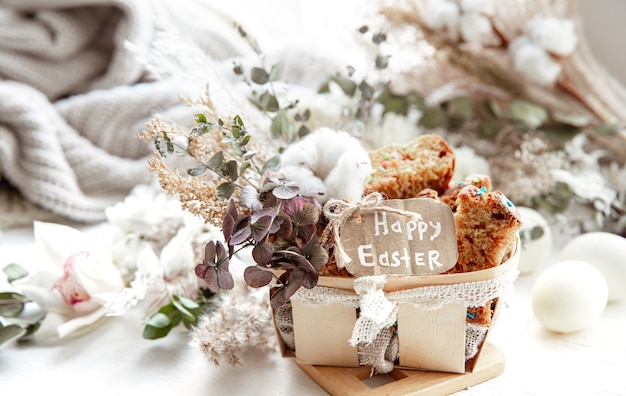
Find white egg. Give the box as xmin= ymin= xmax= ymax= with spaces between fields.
xmin=559 ymin=232 xmax=626 ymax=302
xmin=517 ymin=206 xmax=553 ymax=275
xmin=531 ymin=260 xmax=608 ymax=333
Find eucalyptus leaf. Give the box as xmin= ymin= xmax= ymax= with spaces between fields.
xmin=143 ymin=313 xmax=172 ymax=340
xmin=552 ymin=112 xmax=589 ymax=127
xmin=250 ymin=67 xmax=270 ymax=85
xmin=225 ymin=160 xmax=238 ymax=180
xmin=172 ymin=297 xmax=196 ymax=323
xmin=3 ymin=263 xmax=28 ymax=283
xmin=262 ymin=155 xmax=281 ymax=173
xmin=271 ymin=109 xmax=291 ymax=140
xmin=418 ymin=108 xmax=446 ymax=129
xmin=372 ymin=32 xmax=387 ymax=44
xmin=259 ymin=91 xmax=279 ymax=112
xmin=594 ymin=122 xmax=621 ymax=135
xmin=240 ymin=161 xmax=251 ymax=175
xmin=407 ymin=93 xmax=426 ymax=111
xmin=450 ymin=97 xmax=474 ymax=119
xmin=318 ymin=80 xmax=330 ymax=94
xmin=298 ymin=125 xmax=310 ymax=138
xmin=195 ymin=114 xmax=208 ymax=124
xmin=207 ymin=151 xmax=224 ymax=171
xmin=375 ymin=54 xmax=390 ymax=70
xmin=0 ymin=324 xmax=24 ymax=346
xmin=508 ymin=100 xmax=548 ymax=128
xmin=0 ymin=292 xmax=28 ymax=317
xmin=483 ymin=99 xmax=502 ymax=118
xmin=217 ymin=182 xmax=236 ymax=201
xmin=230 ymin=141 xmax=245 ymax=156
xmin=478 ymin=120 xmax=504 ymax=139
xmin=187 ymin=164 xmax=207 ymax=177
xmin=333 ymin=76 xmax=357 ymax=97
xmin=358 ymin=81 xmax=374 ymax=101
xmin=19 ymin=321 xmax=42 ymax=341
xmin=269 ymin=62 xmax=284 ymax=81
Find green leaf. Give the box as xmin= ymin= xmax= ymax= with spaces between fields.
xmin=240 ymin=161 xmax=251 ymax=175
xmin=450 ymin=97 xmax=474 ymax=119
xmin=375 ymin=54 xmax=390 ymax=70
xmin=259 ymin=91 xmax=279 ymax=112
xmin=552 ymin=112 xmax=589 ymax=127
xmin=231 ymin=125 xmax=241 ymax=139
xmin=242 ymin=150 xmax=256 ymax=160
xmin=250 ymin=67 xmax=270 ymax=85
xmin=418 ymin=108 xmax=446 ymax=129
xmin=372 ymin=32 xmax=387 ymax=44
xmin=298 ymin=125 xmax=310 ymax=138
xmin=143 ymin=313 xmax=172 ymax=340
xmin=477 ymin=120 xmax=504 ymax=139
xmin=333 ymin=76 xmax=357 ymax=97
xmin=19 ymin=321 xmax=42 ymax=341
xmin=217 ymin=182 xmax=236 ymax=201
xmin=508 ymin=100 xmax=548 ymax=128
xmin=233 ymin=115 xmax=245 ymax=127
xmin=0 ymin=324 xmax=24 ymax=346
xmin=271 ymin=109 xmax=291 ymax=140
xmin=187 ymin=164 xmax=207 ymax=177
xmin=358 ymin=81 xmax=375 ymax=101
xmin=172 ymin=297 xmax=196 ymax=323
xmin=407 ymin=93 xmax=426 ymax=111
xmin=594 ymin=122 xmax=621 ymax=135
xmin=0 ymin=292 xmax=28 ymax=317
xmin=318 ymin=81 xmax=330 ymax=94
xmin=225 ymin=160 xmax=238 ymax=180
xmin=483 ymin=99 xmax=502 ymax=118
xmin=3 ymin=263 xmax=28 ymax=283
xmin=195 ymin=114 xmax=208 ymax=124
xmin=207 ymin=151 xmax=224 ymax=171
xmin=269 ymin=62 xmax=284 ymax=81
xmin=262 ymin=155 xmax=281 ymax=173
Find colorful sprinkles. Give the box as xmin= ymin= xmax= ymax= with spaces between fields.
xmin=466 ymin=312 xmax=476 ymax=319
xmin=476 ymin=186 xmax=487 ymax=196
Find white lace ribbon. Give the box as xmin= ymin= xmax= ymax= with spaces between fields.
xmin=291 ymin=261 xmax=519 ymax=341
xmin=348 ymin=275 xmax=397 ymax=347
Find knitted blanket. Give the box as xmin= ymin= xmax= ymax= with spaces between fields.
xmin=0 ymin=0 xmax=250 ymax=224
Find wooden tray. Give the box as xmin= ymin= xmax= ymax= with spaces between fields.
xmin=296 ymin=342 xmax=505 ymax=396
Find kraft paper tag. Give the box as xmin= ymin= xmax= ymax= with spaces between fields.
xmin=340 ymin=198 xmax=458 ymax=276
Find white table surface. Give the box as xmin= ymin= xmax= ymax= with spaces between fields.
xmin=1 ymin=222 xmax=625 ymax=396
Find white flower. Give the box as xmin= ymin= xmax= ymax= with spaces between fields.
xmin=459 ymin=13 xmax=493 ymax=44
xmin=551 ymin=169 xmax=616 ymax=215
xmin=103 ymin=216 xmax=221 ymax=318
xmin=525 ymin=16 xmax=577 ymax=57
xmin=425 ymin=0 xmax=461 ymax=42
xmin=459 ymin=0 xmax=495 ymax=16
xmin=425 ymin=0 xmax=496 ymax=44
xmin=105 ymin=184 xmax=186 ymax=280
xmin=363 ymin=110 xmax=420 ymax=149
xmin=279 ymin=128 xmax=372 ymax=203
xmin=509 ymin=36 xmax=562 ymax=86
xmin=452 ymin=146 xmax=491 ymax=181
xmin=13 ymin=222 xmax=125 ymax=338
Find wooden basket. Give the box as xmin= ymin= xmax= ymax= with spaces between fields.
xmin=274 ymin=236 xmax=520 ymax=375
